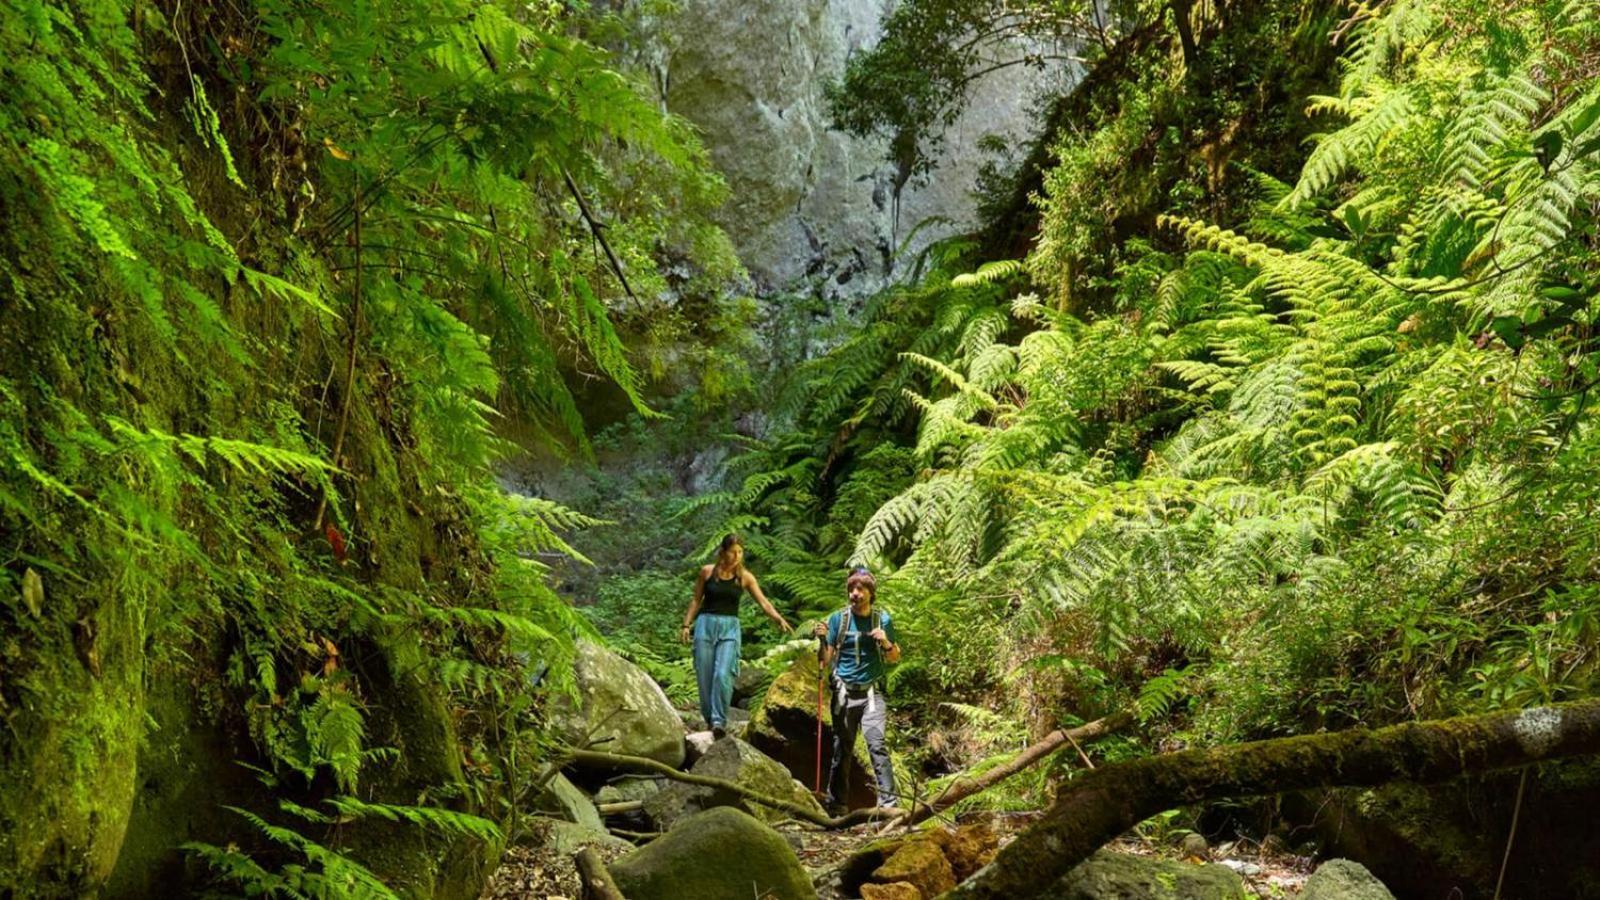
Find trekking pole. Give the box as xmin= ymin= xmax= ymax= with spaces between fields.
xmin=814 ymin=634 xmax=827 ymax=795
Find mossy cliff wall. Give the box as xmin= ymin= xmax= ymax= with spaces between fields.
xmin=0 ymin=3 xmax=503 ymax=895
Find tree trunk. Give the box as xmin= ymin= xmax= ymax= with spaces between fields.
xmin=893 ymin=712 xmax=1130 ymax=828
xmin=1168 ymin=0 xmax=1199 ymax=71
xmin=943 ymin=699 xmax=1600 ymax=899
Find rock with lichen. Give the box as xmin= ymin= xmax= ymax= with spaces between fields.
xmin=643 ymin=736 xmax=823 ymax=830
xmin=609 ymin=807 xmax=814 ymax=900
xmin=1052 ymin=850 xmax=1248 ymax=898
xmin=872 ymin=839 xmax=956 ymax=897
xmin=551 ymin=640 xmax=686 ymax=768
xmin=1301 ymin=859 xmax=1396 ymax=900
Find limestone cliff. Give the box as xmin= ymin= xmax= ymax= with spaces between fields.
xmin=624 ymin=0 xmax=1077 ymax=297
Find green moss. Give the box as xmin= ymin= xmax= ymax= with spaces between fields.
xmin=0 ymin=593 xmax=145 ymax=894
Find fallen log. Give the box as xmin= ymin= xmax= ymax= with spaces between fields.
xmin=566 ymin=747 xmax=901 ymax=829
xmin=574 ymin=846 xmax=625 ymax=900
xmin=943 ymin=698 xmax=1600 ymax=899
xmin=892 ymin=711 xmax=1130 ymax=828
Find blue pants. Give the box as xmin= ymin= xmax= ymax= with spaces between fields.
xmin=692 ymin=614 xmax=741 ymax=728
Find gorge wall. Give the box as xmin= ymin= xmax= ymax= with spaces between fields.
xmin=625 ymin=0 xmax=1078 ymax=298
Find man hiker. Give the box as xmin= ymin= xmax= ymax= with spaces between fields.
xmin=812 ymin=566 xmax=901 ymax=814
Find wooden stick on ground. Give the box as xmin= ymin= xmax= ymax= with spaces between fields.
xmin=574 ymin=847 xmax=624 ymax=900
xmin=891 ymin=711 xmax=1131 ymax=829
xmin=596 ymin=800 xmax=644 ymax=816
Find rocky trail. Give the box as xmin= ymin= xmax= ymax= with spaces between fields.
xmin=480 ymin=638 xmax=1386 ymax=900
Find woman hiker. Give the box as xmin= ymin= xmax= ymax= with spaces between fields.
xmin=680 ymin=534 xmax=793 ymax=737
xmin=813 ymin=566 xmax=901 ymax=814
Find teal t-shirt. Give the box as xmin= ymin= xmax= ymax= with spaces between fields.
xmin=826 ymin=607 xmax=897 ymax=685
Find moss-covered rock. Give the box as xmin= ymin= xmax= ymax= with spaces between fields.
xmin=747 ymin=653 xmax=877 ymax=808
xmin=333 ymin=631 xmax=500 ymax=900
xmin=872 ymin=838 xmax=955 ymax=897
xmin=861 ymin=882 xmax=924 ymax=900
xmin=0 ymin=594 xmax=144 ymax=895
xmin=523 ymin=816 xmax=635 ymax=856
xmin=553 ymin=640 xmax=685 ymax=769
xmin=1051 ymin=850 xmax=1249 ymax=899
xmin=1301 ymin=859 xmax=1395 ymax=900
xmin=643 ymin=736 xmax=823 ymax=830
xmin=608 ymin=806 xmax=813 ymax=900
xmin=105 ymin=647 xmax=269 ymax=898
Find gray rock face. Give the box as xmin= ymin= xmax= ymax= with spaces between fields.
xmin=552 ymin=640 xmax=686 ymax=769
xmin=609 ymin=806 xmax=815 ymax=900
xmin=526 ymin=816 xmax=636 ymax=857
xmin=628 ymin=0 xmax=1079 ymax=298
xmin=1302 ymin=859 xmax=1397 ymax=900
xmin=533 ymin=771 xmax=604 ymax=832
xmin=732 ymin=664 xmax=772 ymax=707
xmin=1053 ymin=850 xmax=1249 ymax=899
xmin=643 ymin=736 xmax=823 ymax=830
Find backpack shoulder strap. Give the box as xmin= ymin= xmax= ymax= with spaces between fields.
xmin=832 ymin=607 xmax=851 ymax=651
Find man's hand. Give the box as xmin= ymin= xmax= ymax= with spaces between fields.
xmin=869 ymin=627 xmax=890 ymax=646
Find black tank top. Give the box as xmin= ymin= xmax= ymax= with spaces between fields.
xmin=700 ymin=568 xmax=743 ymax=616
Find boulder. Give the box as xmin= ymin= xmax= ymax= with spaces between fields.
xmin=532 ymin=771 xmax=602 ymax=832
xmin=1051 ymin=850 xmax=1247 ymax=899
xmin=1180 ymin=832 xmax=1210 ymax=860
xmin=872 ymin=839 xmax=955 ymax=897
xmin=1302 ymin=859 xmax=1396 ymax=900
xmin=594 ymin=776 xmax=665 ymax=807
xmin=685 ymin=730 xmax=716 ymax=764
xmin=927 ymin=822 xmax=997 ymax=881
xmin=553 ymin=640 xmax=685 ymax=768
xmin=747 ymin=652 xmax=877 ymax=808
xmin=861 ymin=883 xmax=924 ymax=900
xmin=525 ymin=816 xmax=635 ymax=857
xmin=732 ymin=665 xmax=772 ymax=707
xmin=608 ymin=807 xmax=813 ymax=900
xmin=643 ymin=736 xmax=824 ymax=830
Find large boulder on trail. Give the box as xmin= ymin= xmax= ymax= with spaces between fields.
xmin=747 ymin=651 xmax=878 ymax=808
xmin=552 ymin=640 xmax=685 ymax=768
xmin=1051 ymin=850 xmax=1247 ymax=898
xmin=608 ymin=806 xmax=814 ymax=900
xmin=872 ymin=838 xmax=956 ymax=897
xmin=643 ymin=736 xmax=824 ymax=830
xmin=1302 ymin=859 xmax=1396 ymax=900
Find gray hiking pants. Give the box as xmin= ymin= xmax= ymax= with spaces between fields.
xmin=826 ymin=681 xmax=897 ymax=808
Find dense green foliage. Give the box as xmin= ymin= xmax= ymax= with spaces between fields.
xmin=9 ymin=0 xmax=1600 ymax=894
xmin=706 ymin=0 xmax=1600 ymax=808
xmin=0 ymin=0 xmax=739 ymax=893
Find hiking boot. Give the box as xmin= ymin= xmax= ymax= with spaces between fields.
xmin=711 ymin=723 xmax=726 ymax=740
